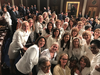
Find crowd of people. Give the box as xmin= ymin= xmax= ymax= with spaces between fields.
xmin=0 ymin=2 xmax=100 ymax=75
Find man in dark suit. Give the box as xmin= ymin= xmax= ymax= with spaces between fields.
xmin=63 ymin=12 xmax=68 ymax=20
xmin=23 ymin=6 xmax=26 ymax=17
xmin=78 ymin=12 xmax=82 ymax=21
xmin=58 ymin=12 xmax=64 ymax=20
xmin=33 ymin=5 xmax=37 ymax=14
xmin=10 ymin=8 xmax=18 ymax=33
xmin=15 ymin=6 xmax=20 ymax=18
xmin=26 ymin=7 xmax=30 ymax=15
xmin=30 ymin=5 xmax=34 ymax=14
xmin=84 ymin=13 xmax=89 ymax=19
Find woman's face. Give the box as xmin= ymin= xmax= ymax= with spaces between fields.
xmin=83 ymin=34 xmax=91 ymax=41
xmin=39 ymin=16 xmax=43 ymax=22
xmin=60 ymin=55 xmax=68 ymax=67
xmin=70 ymin=60 xmax=77 ymax=67
xmin=22 ymin=23 xmax=29 ymax=32
xmin=42 ymin=61 xmax=51 ymax=73
xmin=94 ymin=31 xmax=100 ymax=37
xmin=48 ymin=23 xmax=52 ymax=30
xmin=72 ymin=31 xmax=78 ymax=37
xmin=80 ymin=58 xmax=86 ymax=68
xmin=3 ymin=8 xmax=7 ymax=12
xmin=64 ymin=35 xmax=69 ymax=43
xmin=63 ymin=24 xmax=68 ymax=30
xmin=56 ymin=22 xmax=61 ymax=29
xmin=90 ymin=43 xmax=99 ymax=54
xmin=50 ymin=44 xmax=59 ymax=53
xmin=69 ymin=20 xmax=73 ymax=26
xmin=29 ymin=20 xmax=33 ymax=27
xmin=54 ymin=30 xmax=59 ymax=37
xmin=73 ymin=39 xmax=79 ymax=48
xmin=43 ymin=13 xmax=47 ymax=19
xmin=33 ymin=16 xmax=36 ymax=21
xmin=38 ymin=38 xmax=45 ymax=48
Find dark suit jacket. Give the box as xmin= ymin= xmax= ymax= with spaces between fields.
xmin=58 ymin=14 xmax=64 ymax=20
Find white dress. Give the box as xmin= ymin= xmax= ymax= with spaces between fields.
xmin=90 ymin=51 xmax=100 ymax=75
xmin=37 ymin=69 xmax=52 ymax=75
xmin=8 ymin=29 xmax=30 ymax=59
xmin=16 ymin=44 xmax=39 ymax=74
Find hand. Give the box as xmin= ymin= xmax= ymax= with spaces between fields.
xmin=23 ymin=47 xmax=27 ymax=51
xmin=95 ymin=64 xmax=100 ymax=72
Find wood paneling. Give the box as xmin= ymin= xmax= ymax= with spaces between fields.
xmin=40 ymin=0 xmax=47 ymax=11
xmin=14 ymin=0 xmax=21 ymax=6
xmin=85 ymin=0 xmax=100 ymax=17
xmin=49 ymin=0 xmax=61 ymax=14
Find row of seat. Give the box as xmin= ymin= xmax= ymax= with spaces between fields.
xmin=0 ymin=26 xmax=9 ymax=75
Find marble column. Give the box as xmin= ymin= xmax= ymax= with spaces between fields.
xmin=0 ymin=0 xmax=1 ymax=7
xmin=99 ymin=12 xmax=100 ymax=18
xmin=12 ymin=0 xmax=14 ymax=6
xmin=37 ymin=0 xmax=40 ymax=11
xmin=60 ymin=0 xmax=63 ymax=13
xmin=82 ymin=0 xmax=87 ymax=17
xmin=21 ymin=0 xmax=23 ymax=5
xmin=47 ymin=0 xmax=49 ymax=8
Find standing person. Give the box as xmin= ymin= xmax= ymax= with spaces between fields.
xmin=16 ymin=36 xmax=46 ymax=75
xmin=2 ymin=7 xmax=12 ymax=35
xmin=90 ymin=40 xmax=100 ymax=75
xmin=33 ymin=5 xmax=37 ymax=14
xmin=8 ymin=21 xmax=31 ymax=74
xmin=53 ymin=53 xmax=71 ymax=75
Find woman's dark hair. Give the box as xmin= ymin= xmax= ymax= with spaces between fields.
xmin=45 ymin=22 xmax=54 ymax=34
xmin=69 ymin=19 xmax=75 ymax=27
xmin=79 ymin=56 xmax=90 ymax=67
xmin=90 ymin=40 xmax=100 ymax=48
xmin=61 ymin=32 xmax=70 ymax=49
xmin=70 ymin=55 xmax=78 ymax=64
xmin=34 ymin=36 xmax=46 ymax=47
xmin=52 ymin=28 xmax=60 ymax=38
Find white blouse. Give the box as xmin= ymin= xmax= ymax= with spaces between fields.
xmin=16 ymin=44 xmax=39 ymax=74
xmin=41 ymin=49 xmax=57 ymax=64
xmin=2 ymin=11 xmax=12 ymax=25
xmin=35 ymin=22 xmax=43 ymax=34
xmin=37 ymin=69 xmax=52 ymax=75
xmin=47 ymin=35 xmax=60 ymax=48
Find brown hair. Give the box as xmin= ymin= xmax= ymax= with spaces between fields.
xmin=82 ymin=31 xmax=91 ymax=39
xmin=71 ymin=27 xmax=79 ymax=36
xmin=79 ymin=56 xmax=90 ymax=67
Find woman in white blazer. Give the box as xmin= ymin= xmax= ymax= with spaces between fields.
xmin=2 ymin=7 xmax=12 ymax=34
xmin=47 ymin=28 xmax=61 ymax=48
xmin=41 ymin=42 xmax=59 ymax=73
xmin=16 ymin=36 xmax=46 ymax=75
xmin=8 ymin=21 xmax=31 ymax=74
xmin=90 ymin=40 xmax=100 ymax=75
xmin=58 ymin=32 xmax=70 ymax=59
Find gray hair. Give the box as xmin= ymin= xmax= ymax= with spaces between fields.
xmin=39 ymin=56 xmax=50 ymax=67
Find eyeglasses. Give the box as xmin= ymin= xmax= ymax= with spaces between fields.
xmin=88 ymin=47 xmax=96 ymax=50
xmin=61 ymin=58 xmax=68 ymax=60
xmin=42 ymin=65 xmax=51 ymax=69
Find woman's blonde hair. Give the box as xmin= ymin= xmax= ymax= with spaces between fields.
xmin=82 ymin=31 xmax=91 ymax=39
xmin=28 ymin=18 xmax=35 ymax=31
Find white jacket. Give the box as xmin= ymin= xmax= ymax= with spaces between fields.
xmin=16 ymin=44 xmax=39 ymax=74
